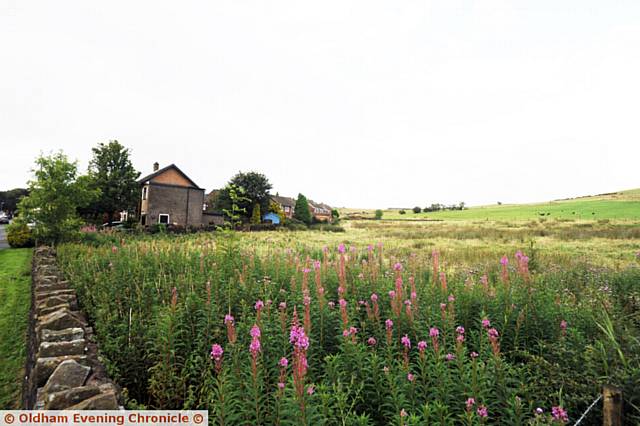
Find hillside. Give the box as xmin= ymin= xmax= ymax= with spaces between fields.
xmin=345 ymin=188 xmax=640 ymax=221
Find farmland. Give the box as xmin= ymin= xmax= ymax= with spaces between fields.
xmin=352 ymin=188 xmax=640 ymax=221
xmin=56 ymin=216 xmax=640 ymax=425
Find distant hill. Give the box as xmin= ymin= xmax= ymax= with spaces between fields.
xmin=344 ymin=188 xmax=640 ymax=221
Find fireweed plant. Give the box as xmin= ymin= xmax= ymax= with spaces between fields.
xmin=57 ymin=232 xmax=640 ymax=425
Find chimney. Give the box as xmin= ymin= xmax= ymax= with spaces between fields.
xmin=153 ymin=162 xmax=159 ymax=171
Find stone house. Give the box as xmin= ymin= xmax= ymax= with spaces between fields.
xmin=138 ymin=163 xmax=223 ymax=227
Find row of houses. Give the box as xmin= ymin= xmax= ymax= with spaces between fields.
xmin=136 ymin=163 xmax=333 ymax=227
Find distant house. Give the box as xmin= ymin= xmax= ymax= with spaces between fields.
xmin=138 ymin=163 xmax=223 ymax=227
xmin=271 ymin=195 xmax=296 ymax=219
xmin=308 ymin=200 xmax=333 ymax=222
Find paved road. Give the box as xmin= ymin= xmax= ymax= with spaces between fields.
xmin=0 ymin=225 xmax=8 ymax=249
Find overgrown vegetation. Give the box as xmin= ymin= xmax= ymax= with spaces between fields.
xmin=0 ymin=249 xmax=32 ymax=408
xmin=57 ymin=230 xmax=640 ymax=424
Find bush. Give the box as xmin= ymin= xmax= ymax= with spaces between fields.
xmin=412 ymin=206 xmax=421 ymax=214
xmin=399 ymin=210 xmax=406 ymax=215
xmin=374 ymin=209 xmax=383 ymax=220
xmin=7 ymin=221 xmax=35 ymax=248
xmin=309 ymin=223 xmax=345 ymax=232
xmin=283 ymin=218 xmax=308 ymax=231
xmin=249 ymin=223 xmax=277 ymax=232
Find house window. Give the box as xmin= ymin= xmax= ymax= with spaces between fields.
xmin=142 ymin=186 xmax=148 ymax=200
xmin=284 ymin=206 xmax=290 ymax=212
xmin=141 ymin=214 xmax=147 ymax=226
xmin=158 ymin=214 xmax=170 ymax=224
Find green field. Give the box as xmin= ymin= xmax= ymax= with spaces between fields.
xmin=349 ymin=189 xmax=640 ymax=221
xmin=0 ymin=248 xmax=32 ymax=408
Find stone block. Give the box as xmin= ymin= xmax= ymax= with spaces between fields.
xmin=34 ymin=355 xmax=88 ymax=387
xmin=39 ymin=339 xmax=86 ymax=357
xmin=42 ymin=360 xmax=91 ymax=394
xmin=66 ymin=391 xmax=118 ymax=410
xmin=41 ymin=328 xmax=84 ymax=343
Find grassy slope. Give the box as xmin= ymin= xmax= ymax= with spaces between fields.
xmin=0 ymin=249 xmax=32 ymax=408
xmin=356 ymin=188 xmax=640 ymax=221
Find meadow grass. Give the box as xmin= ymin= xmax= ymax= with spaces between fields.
xmin=57 ymin=222 xmax=640 ymax=424
xmin=0 ymin=248 xmax=32 ymax=409
xmin=347 ymin=189 xmax=640 ymax=221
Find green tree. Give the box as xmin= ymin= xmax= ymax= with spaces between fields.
xmin=221 ymin=184 xmax=249 ymax=230
xmin=85 ymin=140 xmax=140 ymax=224
xmin=412 ymin=206 xmax=422 ymax=214
xmin=251 ymin=203 xmax=261 ymax=225
xmin=214 ymin=171 xmax=272 ymax=222
xmin=374 ymin=209 xmax=383 ymax=220
xmin=293 ymin=193 xmax=312 ymax=225
xmin=269 ymin=200 xmax=286 ymax=224
xmin=0 ymin=188 xmax=29 ymax=215
xmin=17 ymin=152 xmax=99 ymax=244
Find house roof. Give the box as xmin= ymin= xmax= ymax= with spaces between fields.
xmin=271 ymin=195 xmax=296 ymax=207
xmin=308 ymin=200 xmax=332 ymax=212
xmin=137 ymin=164 xmax=202 ymax=189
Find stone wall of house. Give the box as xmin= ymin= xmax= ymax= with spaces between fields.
xmin=146 ymin=185 xmax=204 ymax=227
xmin=23 ymin=247 xmax=120 ymax=410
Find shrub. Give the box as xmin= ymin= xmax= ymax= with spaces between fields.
xmin=6 ymin=221 xmax=34 ymax=248
xmin=309 ymin=223 xmax=345 ymax=232
xmin=412 ymin=206 xmax=421 ymax=214
xmin=399 ymin=210 xmax=406 ymax=215
xmin=374 ymin=209 xmax=383 ymax=220
xmin=249 ymin=223 xmax=276 ymax=232
xmin=283 ymin=218 xmax=308 ymax=231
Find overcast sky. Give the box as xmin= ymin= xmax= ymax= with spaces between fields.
xmin=1 ymin=1 xmax=639 ymax=208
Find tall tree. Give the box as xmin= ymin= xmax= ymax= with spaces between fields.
xmin=214 ymin=171 xmax=272 ymax=222
xmin=86 ymin=140 xmax=140 ymax=223
xmin=0 ymin=188 xmax=29 ymax=215
xmin=293 ymin=193 xmax=312 ymax=225
xmin=17 ymin=152 xmax=99 ymax=244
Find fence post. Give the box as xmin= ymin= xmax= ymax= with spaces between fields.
xmin=602 ymin=385 xmax=622 ymax=426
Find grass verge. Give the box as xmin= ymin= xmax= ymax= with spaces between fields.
xmin=0 ymin=248 xmax=32 ymax=408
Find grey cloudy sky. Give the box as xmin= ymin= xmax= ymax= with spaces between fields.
xmin=1 ymin=1 xmax=639 ymax=208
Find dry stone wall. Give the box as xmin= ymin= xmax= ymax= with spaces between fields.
xmin=23 ymin=246 xmax=121 ymax=410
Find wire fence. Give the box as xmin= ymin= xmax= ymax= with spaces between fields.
xmin=573 ymin=394 xmax=603 ymax=426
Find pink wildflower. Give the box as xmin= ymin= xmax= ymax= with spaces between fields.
xmin=407 ymin=373 xmax=415 ymax=382
xmin=367 ymin=337 xmax=377 ymax=346
xmin=445 ymin=353 xmax=455 ymax=361
xmin=470 ymin=351 xmax=479 ymax=359
xmin=255 ymin=300 xmax=264 ymax=311
xmin=210 ymin=344 xmax=223 ymax=361
xmin=307 ymin=385 xmax=315 ymax=395
xmin=278 ymin=382 xmax=285 ymax=390
xmin=370 ymin=293 xmax=378 ymax=302
xmin=224 ymin=314 xmax=234 ymax=324
xmin=477 ymin=405 xmax=488 ymax=418
xmin=279 ymin=357 xmax=289 ymax=368
xmin=338 ymin=244 xmax=346 ymax=254
xmin=401 ymin=334 xmax=411 ymax=348
xmin=249 ymin=338 xmax=261 ymax=356
xmin=429 ymin=327 xmax=440 ymax=337
xmin=482 ymin=319 xmax=491 ymax=328
xmin=466 ymin=398 xmax=475 ymax=410
xmin=250 ymin=324 xmax=261 ymax=338
xmin=385 ymin=319 xmax=394 ymax=330
xmin=394 ymin=262 xmax=403 ymax=271
xmin=551 ymin=406 xmax=568 ymax=423
xmin=417 ymin=341 xmax=427 ymax=352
